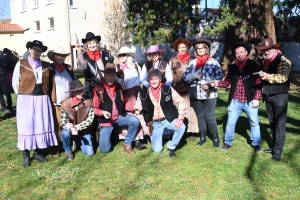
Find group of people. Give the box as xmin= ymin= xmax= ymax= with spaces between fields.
xmin=11 ymin=31 xmax=291 ymax=167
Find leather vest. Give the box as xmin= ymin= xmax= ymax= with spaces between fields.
xmin=145 ymin=60 xmax=167 ymax=82
xmin=83 ymin=51 xmax=110 ymax=81
xmin=140 ymin=85 xmax=178 ymax=123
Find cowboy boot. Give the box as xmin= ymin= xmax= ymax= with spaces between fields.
xmin=34 ymin=149 xmax=48 ymax=162
xmin=23 ymin=150 xmax=31 ymax=167
xmin=211 ymin=132 xmax=220 ymax=147
xmin=197 ymin=132 xmax=206 ymax=145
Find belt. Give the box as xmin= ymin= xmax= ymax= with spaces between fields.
xmin=153 ymin=117 xmax=166 ymax=122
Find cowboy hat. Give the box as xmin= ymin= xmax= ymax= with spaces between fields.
xmin=104 ymin=63 xmax=117 ymax=74
xmin=66 ymin=80 xmax=88 ymax=93
xmin=47 ymin=46 xmax=70 ymax=61
xmin=144 ymin=45 xmax=166 ymax=56
xmin=172 ymin=38 xmax=192 ymax=51
xmin=114 ymin=46 xmax=135 ymax=57
xmin=254 ymin=38 xmax=281 ymax=51
xmin=26 ymin=40 xmax=48 ymax=52
xmin=192 ymin=38 xmax=211 ymax=48
xmin=82 ymin=32 xmax=101 ymax=44
xmin=230 ymin=42 xmax=251 ymax=55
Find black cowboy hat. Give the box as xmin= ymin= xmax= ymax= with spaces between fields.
xmin=82 ymin=32 xmax=101 ymax=44
xmin=26 ymin=40 xmax=48 ymax=52
xmin=192 ymin=38 xmax=211 ymax=49
xmin=230 ymin=42 xmax=251 ymax=55
xmin=66 ymin=80 xmax=88 ymax=93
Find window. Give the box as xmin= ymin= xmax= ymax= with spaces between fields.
xmin=49 ymin=17 xmax=54 ymax=29
xmin=34 ymin=0 xmax=39 ymax=7
xmin=69 ymin=0 xmax=74 ymax=7
xmin=48 ymin=0 xmax=53 ymax=2
xmin=35 ymin=20 xmax=40 ymax=31
xmin=22 ymin=0 xmax=26 ymax=11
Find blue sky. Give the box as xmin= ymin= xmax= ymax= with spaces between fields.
xmin=201 ymin=0 xmax=220 ymax=9
xmin=0 ymin=0 xmax=11 ymax=19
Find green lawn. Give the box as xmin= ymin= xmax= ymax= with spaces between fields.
xmin=1 ymin=77 xmax=300 ymax=199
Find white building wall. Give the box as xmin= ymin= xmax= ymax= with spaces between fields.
xmin=0 ymin=32 xmax=24 ymax=54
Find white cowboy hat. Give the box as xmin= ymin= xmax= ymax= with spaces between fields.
xmin=114 ymin=46 xmax=135 ymax=57
xmin=47 ymin=46 xmax=70 ymax=61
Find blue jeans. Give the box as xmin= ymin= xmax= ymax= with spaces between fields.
xmin=224 ymin=99 xmax=261 ymax=146
xmin=98 ymin=114 xmax=140 ymax=153
xmin=150 ymin=119 xmax=185 ymax=152
xmin=61 ymin=129 xmax=94 ymax=156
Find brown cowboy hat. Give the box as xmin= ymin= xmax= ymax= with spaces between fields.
xmin=66 ymin=80 xmax=88 ymax=93
xmin=104 ymin=63 xmax=116 ymax=74
xmin=254 ymin=38 xmax=281 ymax=51
xmin=230 ymin=42 xmax=251 ymax=55
xmin=192 ymin=38 xmax=211 ymax=48
xmin=26 ymin=40 xmax=48 ymax=52
xmin=172 ymin=38 xmax=192 ymax=51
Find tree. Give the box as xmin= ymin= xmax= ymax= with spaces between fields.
xmin=126 ymin=0 xmax=200 ymax=46
xmin=102 ymin=0 xmax=128 ymax=53
xmin=205 ymin=0 xmax=276 ymax=68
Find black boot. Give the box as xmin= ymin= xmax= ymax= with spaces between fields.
xmin=34 ymin=149 xmax=48 ymax=162
xmin=211 ymin=132 xmax=220 ymax=147
xmin=23 ymin=150 xmax=31 ymax=167
xmin=197 ymin=132 xmax=206 ymax=145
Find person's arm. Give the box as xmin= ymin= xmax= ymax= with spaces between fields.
xmin=215 ymin=74 xmax=231 ymax=88
xmin=214 ymin=61 xmax=223 ymax=81
xmin=254 ymin=63 xmax=262 ymax=101
xmin=93 ymin=89 xmax=106 ymax=117
xmin=77 ymin=51 xmax=87 ymax=70
xmin=134 ymin=93 xmax=147 ymax=126
xmin=140 ymin=64 xmax=149 ymax=87
xmin=60 ymin=109 xmax=71 ymax=131
xmin=170 ymin=87 xmax=187 ymax=120
xmin=183 ymin=60 xmax=198 ymax=83
xmin=165 ymin=63 xmax=173 ymax=86
xmin=265 ymin=56 xmax=291 ymax=84
xmin=74 ymin=108 xmax=95 ymax=131
xmin=12 ymin=61 xmax=20 ymax=94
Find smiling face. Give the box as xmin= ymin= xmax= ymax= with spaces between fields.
xmin=195 ymin=43 xmax=208 ymax=56
xmin=234 ymin=47 xmax=248 ymax=62
xmin=29 ymin=46 xmax=42 ymax=60
xmin=54 ymin=54 xmax=67 ymax=65
xmin=105 ymin=72 xmax=116 ymax=86
xmin=87 ymin=40 xmax=98 ymax=52
xmin=149 ymin=75 xmax=161 ymax=89
xmin=149 ymin=52 xmax=160 ymax=62
xmin=118 ymin=54 xmax=128 ymax=63
xmin=262 ymin=48 xmax=275 ymax=60
xmin=178 ymin=43 xmax=188 ymax=55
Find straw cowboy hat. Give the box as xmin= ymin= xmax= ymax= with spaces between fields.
xmin=114 ymin=46 xmax=135 ymax=57
xmin=172 ymin=38 xmax=192 ymax=51
xmin=66 ymin=80 xmax=88 ymax=93
xmin=192 ymin=38 xmax=211 ymax=49
xmin=144 ymin=45 xmax=166 ymax=56
xmin=230 ymin=42 xmax=251 ymax=55
xmin=26 ymin=40 xmax=48 ymax=52
xmin=47 ymin=46 xmax=70 ymax=61
xmin=254 ymin=38 xmax=281 ymax=51
xmin=82 ymin=32 xmax=101 ymax=44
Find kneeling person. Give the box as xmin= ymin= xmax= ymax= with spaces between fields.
xmin=135 ymin=69 xmax=187 ymax=157
xmin=60 ymin=80 xmax=95 ymax=160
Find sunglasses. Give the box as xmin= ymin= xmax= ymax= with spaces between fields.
xmin=118 ymin=54 xmax=127 ymax=57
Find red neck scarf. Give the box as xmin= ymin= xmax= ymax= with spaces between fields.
xmin=149 ymin=83 xmax=163 ymax=102
xmin=103 ymin=81 xmax=116 ymax=97
xmin=88 ymin=50 xmax=101 ymax=61
xmin=177 ymin=52 xmax=191 ymax=64
xmin=71 ymin=96 xmax=83 ymax=107
xmin=235 ymin=56 xmax=249 ymax=69
xmin=263 ymin=51 xmax=278 ymax=71
xmin=53 ymin=62 xmax=65 ymax=73
xmin=196 ymin=54 xmax=210 ymax=70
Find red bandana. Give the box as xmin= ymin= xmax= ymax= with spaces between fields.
xmin=53 ymin=62 xmax=65 ymax=73
xmin=177 ymin=52 xmax=191 ymax=64
xmin=235 ymin=56 xmax=249 ymax=69
xmin=71 ymin=96 xmax=83 ymax=107
xmin=196 ymin=54 xmax=210 ymax=70
xmin=88 ymin=50 xmax=101 ymax=61
xmin=103 ymin=81 xmax=116 ymax=97
xmin=149 ymin=83 xmax=163 ymax=102
xmin=263 ymin=51 xmax=278 ymax=71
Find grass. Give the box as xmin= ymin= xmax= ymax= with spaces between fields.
xmin=0 ymin=74 xmax=300 ymax=199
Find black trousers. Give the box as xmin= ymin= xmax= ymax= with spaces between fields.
xmin=191 ymin=98 xmax=218 ymax=134
xmin=265 ymin=93 xmax=288 ymax=156
xmin=0 ymin=74 xmax=12 ymax=109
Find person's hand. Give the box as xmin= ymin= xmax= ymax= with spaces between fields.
xmin=71 ymin=127 xmax=78 ymax=135
xmin=120 ymin=80 xmax=127 ymax=90
xmin=142 ymin=124 xmax=150 ymax=135
xmin=213 ymin=80 xmax=219 ymax=87
xmin=75 ymin=43 xmax=81 ymax=52
xmin=260 ymin=72 xmax=269 ymax=80
xmin=210 ymin=81 xmax=216 ymax=88
xmin=201 ymin=84 xmax=209 ymax=90
xmin=102 ymin=111 xmax=111 ymax=119
xmin=175 ymin=119 xmax=183 ymax=129
xmin=252 ymin=100 xmax=259 ymax=108
xmin=65 ymin=122 xmax=73 ymax=129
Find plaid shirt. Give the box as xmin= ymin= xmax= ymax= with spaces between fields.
xmin=218 ymin=61 xmax=262 ymax=102
xmin=60 ymin=102 xmax=94 ymax=132
xmin=266 ymin=56 xmax=291 ymax=84
xmin=135 ymin=87 xmax=187 ymax=126
xmin=183 ymin=58 xmax=223 ymax=99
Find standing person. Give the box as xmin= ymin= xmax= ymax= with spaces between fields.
xmin=47 ymin=46 xmax=76 ymax=157
xmin=60 ymin=80 xmax=94 ymax=160
xmin=140 ymin=45 xmax=173 ymax=87
xmin=93 ymin=63 xmax=140 ymax=154
xmin=114 ymin=46 xmax=146 ymax=150
xmin=0 ymin=48 xmax=14 ymax=113
xmin=12 ymin=40 xmax=58 ymax=167
xmin=135 ymin=69 xmax=187 ymax=157
xmin=214 ymin=42 xmax=262 ymax=152
xmin=255 ymin=38 xmax=292 ymax=161
xmin=183 ymin=39 xmax=223 ymax=147
xmin=170 ymin=38 xmax=199 ymax=139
